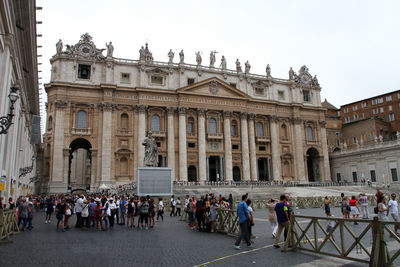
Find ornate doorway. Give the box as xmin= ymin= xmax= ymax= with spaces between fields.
xmin=68 ymin=138 xmax=92 ymax=192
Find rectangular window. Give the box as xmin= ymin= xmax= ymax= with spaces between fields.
xmin=388 ymin=105 xmax=392 ymax=111
xmin=378 ymin=98 xmax=383 ymax=103
xmin=370 ymin=170 xmax=376 ymax=182
xmin=232 ymin=144 xmax=239 ymax=150
xmin=373 ymin=108 xmax=378 ymax=114
xmin=121 ymin=73 xmax=130 ymax=83
xmin=345 ymin=116 xmax=350 ymax=123
xmin=389 ymin=113 xmax=395 ymax=121
xmin=259 ymin=146 xmax=266 ymax=151
xmin=353 ymin=105 xmax=358 ymax=111
xmin=187 ymin=78 xmax=195 ymax=85
xmin=188 ymin=143 xmax=195 ymax=148
xmin=78 ymin=64 xmax=91 ymax=79
xmin=354 ymin=114 xmax=359 ymax=120
xmin=362 ymin=113 xmax=365 ymax=119
xmin=398 ymin=93 xmax=400 ymax=99
xmin=380 ymin=107 xmax=384 ymax=113
xmin=386 ymin=96 xmax=392 ymax=101
xmin=337 ymin=111 xmax=341 ymax=116
xmin=278 ymin=91 xmax=285 ymax=100
xmin=352 ymin=172 xmax=358 ymax=183
xmin=361 ymin=103 xmax=367 ymax=108
xmin=391 ymin=168 xmax=398 ymax=181
xmin=372 ymin=99 xmax=377 ymax=105
xmin=230 ymin=83 xmax=237 ymax=88
xmin=303 ymin=90 xmax=310 ymax=102
xmin=255 ymin=87 xmax=264 ymax=95
xmin=344 ymin=108 xmax=349 ymax=113
xmin=151 ymin=75 xmax=163 ymax=85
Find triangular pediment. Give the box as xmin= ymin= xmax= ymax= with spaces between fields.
xmin=177 ymin=77 xmax=250 ymax=99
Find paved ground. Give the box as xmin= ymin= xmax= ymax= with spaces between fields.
xmin=1 ymin=206 xmax=398 ymax=267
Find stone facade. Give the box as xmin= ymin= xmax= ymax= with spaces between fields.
xmin=0 ymin=0 xmax=40 ymax=199
xmin=42 ymin=34 xmax=330 ymax=193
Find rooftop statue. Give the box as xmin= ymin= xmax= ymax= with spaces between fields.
xmin=289 ymin=67 xmax=295 ymax=80
xmin=106 ymin=42 xmax=114 ymax=58
xmin=244 ymin=60 xmax=251 ymax=74
xmin=196 ymin=51 xmax=202 ymax=65
xmin=142 ymin=131 xmax=158 ymax=167
xmin=179 ymin=50 xmax=184 ymax=64
xmin=235 ymin=59 xmax=242 ymax=73
xmin=220 ymin=55 xmax=227 ymax=70
xmin=168 ymin=49 xmax=174 ymax=63
xmin=56 ymin=39 xmax=63 ymax=54
xmin=266 ymin=64 xmax=271 ymax=77
xmin=139 ymin=46 xmax=145 ymax=61
xmin=210 ymin=51 xmax=217 ymax=68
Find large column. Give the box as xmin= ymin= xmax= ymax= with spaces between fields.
xmin=270 ymin=115 xmax=281 ymax=180
xmin=137 ymin=105 xmax=147 ymax=167
xmin=50 ymin=100 xmax=68 ymax=192
xmin=178 ymin=107 xmax=187 ymax=181
xmin=100 ymin=102 xmax=114 ymax=185
xmin=223 ymin=111 xmax=233 ymax=181
xmin=293 ymin=117 xmax=306 ymax=182
xmin=240 ymin=112 xmax=250 ymax=180
xmin=248 ymin=114 xmax=257 ymax=180
xmin=198 ymin=108 xmax=207 ymax=182
xmin=167 ymin=107 xmax=176 ymax=180
xmin=90 ymin=149 xmax=97 ymax=191
xmin=319 ymin=121 xmax=331 ymax=181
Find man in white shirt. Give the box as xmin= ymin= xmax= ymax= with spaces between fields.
xmin=170 ymin=195 xmax=176 ymax=216
xmin=75 ymin=195 xmax=84 ymax=228
xmin=387 ymin=193 xmax=399 ymax=236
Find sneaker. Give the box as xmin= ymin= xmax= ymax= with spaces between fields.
xmin=235 ymin=245 xmax=242 ymax=250
xmin=45 ymin=221 xmax=48 ymax=224
xmin=248 ymin=244 xmax=255 ymax=248
xmin=272 ymin=234 xmax=276 ymax=238
xmin=145 ymin=226 xmax=149 ymax=230
xmin=273 ymin=244 xmax=280 ymax=248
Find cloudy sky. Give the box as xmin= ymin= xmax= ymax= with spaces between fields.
xmin=36 ymin=0 xmax=400 ymax=125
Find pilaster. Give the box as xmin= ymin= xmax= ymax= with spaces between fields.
xmin=223 ymin=111 xmax=233 ymax=181
xmin=240 ymin=112 xmax=250 ymax=180
xmin=198 ymin=108 xmax=207 ymax=182
xmin=178 ymin=107 xmax=187 ymax=181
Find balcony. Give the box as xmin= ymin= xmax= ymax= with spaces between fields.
xmin=152 ymin=131 xmax=166 ymax=138
xmin=117 ymin=129 xmax=133 ymax=136
xmin=207 ymin=133 xmax=223 ymax=140
xmin=256 ymin=136 xmax=270 ymax=143
xmin=72 ymin=127 xmax=91 ymax=135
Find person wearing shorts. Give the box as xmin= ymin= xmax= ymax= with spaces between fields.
xmin=349 ymin=195 xmax=360 ymax=225
xmin=45 ymin=197 xmax=54 ymax=224
xmin=388 ymin=193 xmax=399 ymax=236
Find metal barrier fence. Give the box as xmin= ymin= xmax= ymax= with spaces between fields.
xmin=173 ymin=181 xmax=370 ymax=187
xmin=0 ymin=209 xmax=20 ymax=243
xmin=285 ymin=214 xmax=400 ymax=267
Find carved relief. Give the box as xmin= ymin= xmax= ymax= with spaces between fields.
xmin=55 ymin=100 xmax=68 ymax=109
xmin=98 ymin=102 xmax=116 ymax=111
xmin=209 ymin=80 xmax=218 ymax=94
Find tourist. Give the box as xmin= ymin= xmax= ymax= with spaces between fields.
xmin=187 ymin=198 xmax=196 ymax=229
xmin=170 ymin=195 xmax=176 ymax=216
xmin=139 ymin=196 xmax=149 ymax=230
xmin=119 ymin=196 xmax=127 ymax=225
xmin=247 ymin=199 xmax=255 ymax=242
xmin=228 ymin=193 xmax=234 ymax=209
xmin=17 ymin=199 xmax=29 ymax=231
xmin=234 ymin=194 xmax=252 ymax=250
xmin=349 ymin=195 xmax=360 ymax=224
xmin=149 ymin=198 xmax=156 ymax=228
xmin=324 ymin=196 xmax=331 ymax=216
xmin=126 ymin=198 xmax=135 ymax=228
xmin=157 ymin=197 xmax=164 ymax=221
xmin=341 ymin=196 xmax=350 ymax=219
xmin=377 ymin=197 xmax=388 ymax=221
xmin=27 ymin=201 xmax=34 ymax=230
xmin=64 ymin=199 xmax=73 ymax=229
xmin=94 ymin=198 xmax=103 ymax=230
xmin=274 ymin=195 xmax=289 ymax=250
xmin=101 ymin=197 xmax=110 ymax=230
xmin=184 ymin=195 xmax=190 ymax=212
xmin=45 ymin=196 xmax=54 ymax=224
xmin=8 ymin=197 xmax=15 ymax=210
xmin=81 ymin=200 xmax=89 ymax=230
xmin=284 ymin=193 xmax=292 ymax=243
xmin=175 ymin=197 xmax=181 ymax=217
xmin=387 ymin=193 xmax=399 ymax=236
xmin=108 ymin=198 xmax=117 ymax=229
xmin=89 ymin=198 xmax=96 ymax=228
xmin=376 ymin=190 xmax=384 ymax=211
xmin=55 ymin=198 xmax=66 ymax=232
xmin=266 ymin=198 xmax=278 ymax=238
xmin=359 ymin=193 xmax=369 ymax=219
xmin=209 ymin=198 xmax=218 ymax=233
xmin=74 ymin=195 xmax=84 ymax=228
xmin=325 ymin=211 xmax=336 ymax=241
xmin=196 ymin=196 xmax=206 ymax=231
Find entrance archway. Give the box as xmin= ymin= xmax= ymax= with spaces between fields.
xmin=188 ymin=165 xmax=197 ymax=182
xmin=208 ymin=156 xmax=221 ymax=182
xmin=257 ymin=158 xmax=270 ymax=181
xmin=233 ymin=166 xmax=241 ymax=181
xmin=68 ymin=138 xmax=92 ymax=191
xmin=306 ymin=147 xmax=320 ymax=182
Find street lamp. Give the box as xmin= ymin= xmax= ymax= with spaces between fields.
xmin=0 ymin=86 xmax=19 ymax=135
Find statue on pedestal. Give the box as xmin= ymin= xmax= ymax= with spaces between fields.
xmin=106 ymin=42 xmax=114 ymax=58
xmin=220 ymin=56 xmax=227 ymax=70
xmin=210 ymin=51 xmax=217 ymax=67
xmin=235 ymin=59 xmax=242 ymax=73
xmin=245 ymin=60 xmax=251 ymax=74
xmin=56 ymin=39 xmax=63 ymax=54
xmin=196 ymin=51 xmax=202 ymax=65
xmin=266 ymin=64 xmax=271 ymax=77
xmin=142 ymin=131 xmax=158 ymax=167
xmin=168 ymin=49 xmax=174 ymax=63
xmin=179 ymin=50 xmax=184 ymax=64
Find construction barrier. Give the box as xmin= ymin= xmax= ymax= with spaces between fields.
xmin=0 ymin=209 xmax=20 ymax=243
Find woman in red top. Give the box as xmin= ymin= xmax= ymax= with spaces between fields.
xmin=349 ymin=195 xmax=360 ymax=224
xmin=94 ymin=198 xmax=103 ymax=230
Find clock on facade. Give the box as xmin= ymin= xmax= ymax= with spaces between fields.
xmin=300 ymin=74 xmax=311 ymax=84
xmin=79 ymin=44 xmax=92 ymax=56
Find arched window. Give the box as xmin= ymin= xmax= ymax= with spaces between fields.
xmin=209 ymin=118 xmax=217 ymax=134
xmin=256 ymin=122 xmax=264 ymax=137
xmin=187 ymin=117 xmax=195 ymax=134
xmin=306 ymin=126 xmax=313 ymax=141
xmin=188 ymin=165 xmax=197 ymax=182
xmin=231 ymin=120 xmax=238 ymax=137
xmin=120 ymin=157 xmax=128 ymax=176
xmin=281 ymin=124 xmax=288 ymax=140
xmin=121 ymin=113 xmax=129 ymax=130
xmin=151 ymin=114 xmax=160 ymax=132
xmin=76 ymin=110 xmax=87 ymax=129
xmin=47 ymin=116 xmax=53 ymax=130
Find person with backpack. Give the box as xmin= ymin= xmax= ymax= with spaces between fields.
xmin=170 ymin=195 xmax=176 ymax=216
xmin=273 ymin=195 xmax=289 ymax=250
xmin=126 ymin=198 xmax=135 ymax=228
xmin=157 ymin=198 xmax=164 ymax=221
xmin=139 ymin=197 xmax=150 ymax=230
xmin=149 ymin=198 xmax=156 ymax=228
xmin=234 ymin=194 xmax=253 ymax=250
